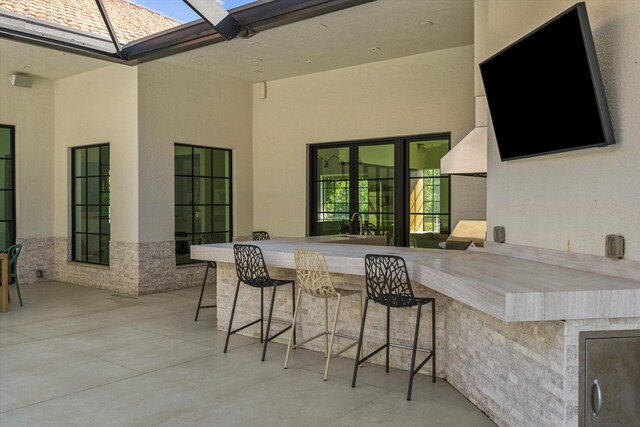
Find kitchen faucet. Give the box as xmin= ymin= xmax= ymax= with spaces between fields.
xmin=350 ymin=212 xmax=364 ymax=237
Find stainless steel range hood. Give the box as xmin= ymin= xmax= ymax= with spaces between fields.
xmin=441 ymin=96 xmax=488 ymax=177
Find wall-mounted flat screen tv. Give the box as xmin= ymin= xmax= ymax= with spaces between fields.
xmin=479 ymin=2 xmax=615 ymax=161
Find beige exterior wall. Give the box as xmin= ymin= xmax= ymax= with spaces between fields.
xmin=0 ymin=64 xmax=55 ymax=240
xmin=252 ymin=45 xmax=486 ymax=237
xmin=136 ymin=61 xmax=254 ymax=242
xmin=54 ymin=64 xmax=139 ymax=242
xmin=483 ymin=0 xmax=640 ymax=259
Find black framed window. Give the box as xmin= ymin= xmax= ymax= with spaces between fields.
xmin=0 ymin=125 xmax=16 ymax=250
xmin=175 ymin=144 xmax=232 ymax=265
xmin=71 ymin=144 xmax=110 ymax=265
xmin=309 ymin=133 xmax=451 ymax=247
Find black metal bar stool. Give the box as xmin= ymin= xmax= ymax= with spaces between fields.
xmin=352 ymin=254 xmax=436 ymax=401
xmin=224 ymin=244 xmax=296 ymax=361
xmin=194 ymin=233 xmax=226 ymax=321
xmin=252 ymin=231 xmax=270 ymax=240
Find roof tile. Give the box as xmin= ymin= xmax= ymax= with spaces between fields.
xmin=0 ymin=0 xmax=181 ymax=44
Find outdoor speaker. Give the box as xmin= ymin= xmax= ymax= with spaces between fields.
xmin=605 ymin=234 xmax=624 ymax=259
xmin=493 ymin=226 xmax=505 ymax=243
xmin=9 ymin=74 xmax=32 ymax=88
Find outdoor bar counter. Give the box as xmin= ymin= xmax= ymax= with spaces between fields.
xmin=191 ymin=237 xmax=640 ymax=427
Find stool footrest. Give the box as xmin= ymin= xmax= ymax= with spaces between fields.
xmin=357 ymin=343 xmax=388 ymax=365
xmin=357 ymin=342 xmax=434 ymax=365
xmin=411 ymin=352 xmax=433 ymax=376
xmin=334 ymin=340 xmax=358 ymax=357
xmin=389 ymin=342 xmax=433 ymax=353
xmin=292 ymin=331 xmax=359 ymax=350
xmin=228 ymin=318 xmax=262 ymax=335
xmin=265 ymin=324 xmax=291 ymax=343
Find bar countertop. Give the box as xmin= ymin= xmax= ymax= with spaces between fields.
xmin=190 ymin=238 xmax=640 ymax=322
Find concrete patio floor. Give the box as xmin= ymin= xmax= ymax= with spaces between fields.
xmin=0 ymin=281 xmax=495 ymax=426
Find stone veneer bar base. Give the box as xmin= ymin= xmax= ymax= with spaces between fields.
xmin=215 ymin=261 xmax=640 ymax=427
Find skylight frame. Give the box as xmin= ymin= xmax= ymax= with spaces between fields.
xmin=0 ymin=0 xmax=374 ymax=65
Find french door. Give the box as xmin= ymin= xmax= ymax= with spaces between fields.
xmin=309 ymin=133 xmax=450 ymax=247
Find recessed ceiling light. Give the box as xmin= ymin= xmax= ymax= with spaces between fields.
xmin=252 ymin=70 xmax=264 ymax=74
xmin=305 ymin=59 xmax=314 ymax=64
xmin=22 ymin=65 xmax=32 ymax=70
xmin=315 ymin=24 xmax=328 ymax=29
xmin=420 ymin=21 xmax=434 ymax=26
xmin=252 ymin=58 xmax=264 ymax=62
xmin=368 ymin=47 xmax=382 ymax=52
xmin=193 ymin=55 xmax=205 ymax=60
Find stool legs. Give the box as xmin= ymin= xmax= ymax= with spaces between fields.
xmin=194 ymin=263 xmax=216 ymax=322
xmin=284 ymin=288 xmax=303 ymax=369
xmin=324 ymin=298 xmax=329 ymax=357
xmin=408 ymin=304 xmax=422 ymax=401
xmin=261 ymin=285 xmax=278 ymax=361
xmin=224 ymin=280 xmax=242 ymax=353
xmin=386 ymin=306 xmax=391 ymax=373
xmin=323 ymin=294 xmax=341 ymax=381
xmin=432 ymin=300 xmax=436 ymax=383
xmin=291 ymin=282 xmax=296 ymax=346
xmin=260 ymin=288 xmax=264 ymax=343
xmin=351 ymin=296 xmax=369 ymax=388
xmin=352 ymin=298 xmax=436 ymax=400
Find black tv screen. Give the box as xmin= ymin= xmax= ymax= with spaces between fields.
xmin=479 ymin=2 xmax=615 ymax=161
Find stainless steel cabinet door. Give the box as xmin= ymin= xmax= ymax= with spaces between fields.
xmin=584 ymin=334 xmax=640 ymax=427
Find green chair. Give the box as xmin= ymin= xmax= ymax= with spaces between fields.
xmin=2 ymin=243 xmax=23 ymax=306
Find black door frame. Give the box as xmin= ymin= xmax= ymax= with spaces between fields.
xmin=308 ymin=132 xmax=451 ymax=247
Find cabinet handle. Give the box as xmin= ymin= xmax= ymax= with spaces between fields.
xmin=592 ymin=379 xmax=603 ymax=417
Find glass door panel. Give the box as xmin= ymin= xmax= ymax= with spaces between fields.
xmin=315 ymin=147 xmax=350 ymax=235
xmin=358 ymin=144 xmax=394 ymax=242
xmin=408 ymin=139 xmax=450 ymax=248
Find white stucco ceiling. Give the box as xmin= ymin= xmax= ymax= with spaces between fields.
xmin=0 ymin=38 xmax=110 ymax=81
xmin=0 ymin=0 xmax=473 ymax=82
xmin=163 ymin=0 xmax=474 ymax=82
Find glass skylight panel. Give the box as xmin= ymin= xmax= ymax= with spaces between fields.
xmin=126 ymin=0 xmax=200 ymax=24
xmin=104 ymin=0 xmax=201 ymax=46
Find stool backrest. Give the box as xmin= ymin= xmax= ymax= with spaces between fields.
xmin=233 ymin=244 xmax=270 ymax=286
xmin=252 ymin=231 xmax=270 ymax=241
xmin=364 ymin=254 xmax=415 ymax=305
xmin=294 ymin=249 xmax=337 ymax=298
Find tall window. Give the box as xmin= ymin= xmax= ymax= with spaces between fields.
xmin=310 ymin=134 xmax=450 ymax=246
xmin=174 ymin=144 xmax=232 ymax=265
xmin=72 ymin=144 xmax=110 ymax=265
xmin=0 ymin=125 xmax=16 ymax=250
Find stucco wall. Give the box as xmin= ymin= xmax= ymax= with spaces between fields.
xmin=252 ymin=45 xmax=486 ymax=238
xmin=137 ymin=61 xmax=254 ymax=242
xmin=0 ymin=64 xmax=55 ymax=240
xmin=484 ymin=0 xmax=640 ymax=259
xmin=54 ymin=64 xmax=139 ymax=242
